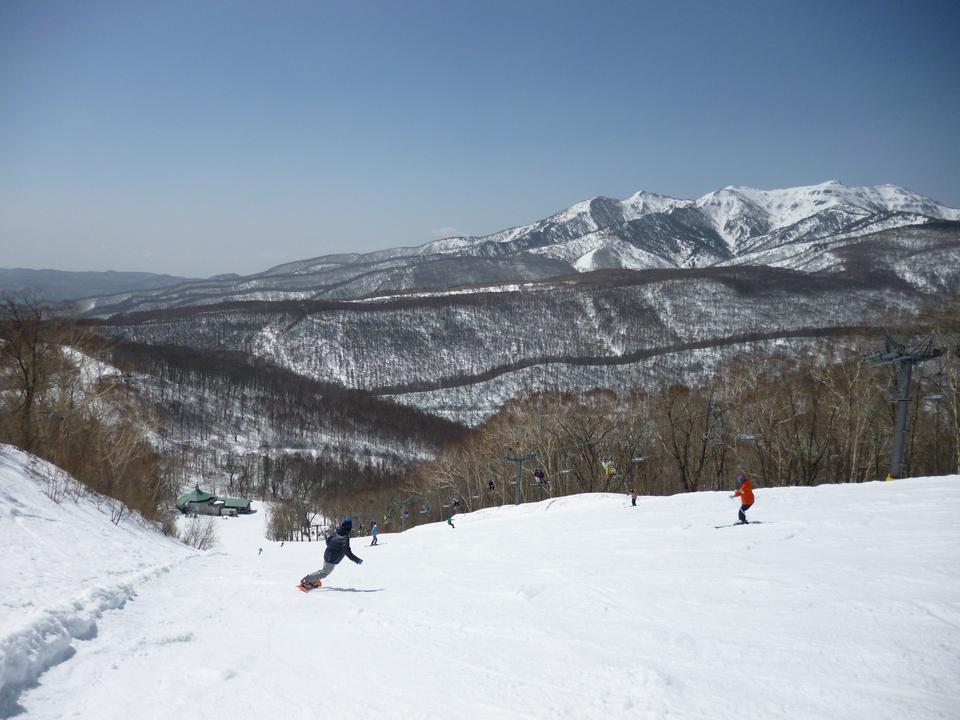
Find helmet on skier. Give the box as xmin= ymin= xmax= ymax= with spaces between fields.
xmin=340 ymin=516 xmax=353 ymax=532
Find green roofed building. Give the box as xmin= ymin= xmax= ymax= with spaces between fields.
xmin=222 ymin=498 xmax=252 ymax=515
xmin=175 ymin=487 xmax=251 ymax=516
xmin=176 ymin=488 xmax=217 ymax=507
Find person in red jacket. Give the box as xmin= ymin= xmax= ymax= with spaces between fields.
xmin=730 ymin=472 xmax=755 ymax=524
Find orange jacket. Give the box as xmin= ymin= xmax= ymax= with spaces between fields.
xmin=735 ymin=478 xmax=755 ymax=505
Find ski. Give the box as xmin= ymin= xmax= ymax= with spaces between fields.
xmin=714 ymin=521 xmax=765 ymax=529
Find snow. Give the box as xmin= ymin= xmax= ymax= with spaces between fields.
xmin=621 ymin=190 xmax=689 ymax=220
xmin=2 ymin=444 xmax=959 ymax=719
xmin=695 ymin=181 xmax=960 ymax=253
xmin=0 ymin=447 xmax=191 ymax=716
xmin=530 ymin=231 xmax=676 ymax=271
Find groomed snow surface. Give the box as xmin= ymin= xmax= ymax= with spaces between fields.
xmin=2 ymin=445 xmax=958 ymax=719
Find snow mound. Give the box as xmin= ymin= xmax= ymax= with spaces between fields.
xmin=0 ymin=446 xmax=191 ymax=716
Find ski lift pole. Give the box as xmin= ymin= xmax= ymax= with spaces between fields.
xmin=865 ymin=333 xmax=943 ymax=478
xmin=504 ymin=452 xmax=535 ymax=506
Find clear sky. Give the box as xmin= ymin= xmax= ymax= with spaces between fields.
xmin=2 ymin=0 xmax=958 ymax=277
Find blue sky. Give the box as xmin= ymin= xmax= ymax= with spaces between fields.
xmin=1 ymin=0 xmax=958 ymax=277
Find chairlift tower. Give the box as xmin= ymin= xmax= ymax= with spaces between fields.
xmin=865 ymin=333 xmax=943 ymax=479
xmin=504 ymin=451 xmax=535 ymax=505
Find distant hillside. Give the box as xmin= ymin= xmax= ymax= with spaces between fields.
xmin=71 ymin=181 xmax=960 ymax=318
xmin=0 ymin=268 xmax=197 ymax=304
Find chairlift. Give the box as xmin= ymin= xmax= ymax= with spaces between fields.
xmin=924 ymin=361 xmax=948 ymax=402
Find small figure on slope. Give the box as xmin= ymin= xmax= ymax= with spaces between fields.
xmin=447 ymin=515 xmax=455 ymax=529
xmin=730 ymin=472 xmax=755 ymax=524
xmin=370 ymin=521 xmax=379 ymax=546
xmin=298 ymin=516 xmax=363 ymax=591
xmin=630 ymin=489 xmax=637 ymax=507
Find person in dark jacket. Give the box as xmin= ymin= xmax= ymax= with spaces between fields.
xmin=299 ymin=516 xmax=363 ymax=590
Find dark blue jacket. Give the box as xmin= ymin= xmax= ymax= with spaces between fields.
xmin=323 ymin=529 xmax=361 ymax=565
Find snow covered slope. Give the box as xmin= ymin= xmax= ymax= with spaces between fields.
xmin=3 ymin=444 xmax=958 ymax=719
xmin=0 ymin=446 xmax=192 ymax=717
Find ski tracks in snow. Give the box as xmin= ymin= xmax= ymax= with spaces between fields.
xmin=0 ymin=556 xmax=197 ymax=717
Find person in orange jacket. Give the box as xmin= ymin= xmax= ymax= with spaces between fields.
xmin=730 ymin=472 xmax=755 ymax=524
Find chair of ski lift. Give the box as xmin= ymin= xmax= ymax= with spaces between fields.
xmin=925 ymin=361 xmax=948 ymax=401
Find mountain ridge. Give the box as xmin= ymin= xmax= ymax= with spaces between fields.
xmin=71 ymin=181 xmax=959 ymax=318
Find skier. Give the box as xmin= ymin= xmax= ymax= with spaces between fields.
xmin=370 ymin=522 xmax=379 ymax=546
xmin=298 ymin=516 xmax=363 ymax=591
xmin=447 ymin=515 xmax=455 ymax=529
xmin=730 ymin=472 xmax=755 ymax=524
xmin=630 ymin=489 xmax=637 ymax=507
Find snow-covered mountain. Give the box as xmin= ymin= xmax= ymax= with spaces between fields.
xmin=72 ymin=181 xmax=960 ymax=318
xmin=4 ymin=444 xmax=959 ymax=719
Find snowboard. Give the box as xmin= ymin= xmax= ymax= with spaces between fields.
xmin=297 ymin=582 xmax=321 ymax=592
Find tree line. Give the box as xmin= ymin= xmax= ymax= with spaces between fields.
xmin=322 ymin=299 xmax=960 ymax=534
xmin=0 ymin=297 xmax=178 ymax=529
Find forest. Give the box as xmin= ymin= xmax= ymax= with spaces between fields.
xmin=2 ymin=293 xmax=957 ymax=543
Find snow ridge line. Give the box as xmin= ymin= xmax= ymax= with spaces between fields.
xmin=0 ymin=560 xmax=183 ymax=717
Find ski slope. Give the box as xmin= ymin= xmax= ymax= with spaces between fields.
xmin=2 ymin=445 xmax=959 ymax=719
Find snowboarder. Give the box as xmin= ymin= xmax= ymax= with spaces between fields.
xmin=370 ymin=522 xmax=379 ymax=546
xmin=298 ymin=516 xmax=363 ymax=591
xmin=730 ymin=472 xmax=755 ymax=524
